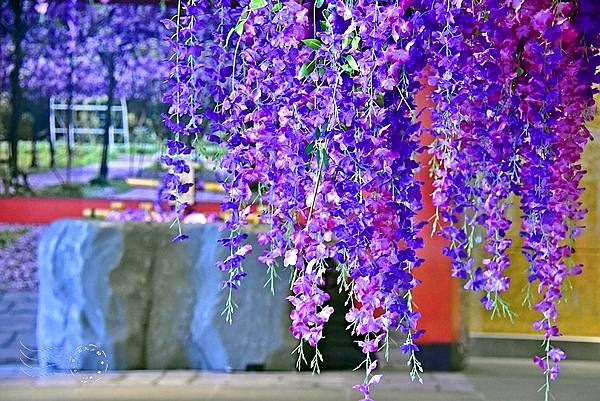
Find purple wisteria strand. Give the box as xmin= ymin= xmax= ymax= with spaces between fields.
xmin=427 ymin=0 xmax=478 ymax=287
xmin=427 ymin=0 xmax=598 ymax=397
xmin=428 ymin=0 xmax=521 ymax=319
xmin=317 ymin=1 xmax=430 ymax=391
xmin=162 ymin=0 xmax=599 ymax=400
xmin=213 ymin=0 xmax=283 ymax=322
xmin=162 ymin=1 xmax=211 ymax=242
xmin=514 ymin=1 xmax=594 ymax=396
xmin=462 ymin=1 xmax=524 ymax=318
xmin=162 ymin=0 xmax=240 ymax=245
xmin=163 ymin=0 xmax=248 ymax=312
xmin=194 ymin=0 xmax=430 ymax=394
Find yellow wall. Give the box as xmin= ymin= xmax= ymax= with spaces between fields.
xmin=467 ymin=111 xmax=600 ymax=338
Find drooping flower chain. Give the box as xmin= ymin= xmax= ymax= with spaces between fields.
xmin=516 ymin=1 xmax=594 ymax=392
xmin=427 ymin=0 xmax=597 ymax=394
xmin=429 ymin=0 xmax=521 ymax=315
xmin=180 ymin=0 xmax=432 ymax=395
xmin=163 ymin=0 xmax=598 ymax=399
xmin=161 ymin=0 xmax=239 ymax=242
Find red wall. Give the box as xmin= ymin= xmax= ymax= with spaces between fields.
xmin=412 ymin=76 xmax=462 ymax=346
xmin=0 ymin=197 xmax=221 ymax=224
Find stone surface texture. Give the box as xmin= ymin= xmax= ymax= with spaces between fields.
xmin=37 ymin=220 xmax=294 ymax=371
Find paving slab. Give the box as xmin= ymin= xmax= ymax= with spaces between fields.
xmin=0 ymin=368 xmax=480 ymax=401
xmin=25 ymin=155 xmax=155 ymax=190
xmin=1 ymin=358 xmax=599 ymax=401
xmin=155 ymin=370 xmax=199 ymax=386
xmin=106 ymin=370 xmax=166 ymax=386
xmin=466 ymin=357 xmax=600 ymax=401
xmin=0 ymin=376 xmax=483 ymax=401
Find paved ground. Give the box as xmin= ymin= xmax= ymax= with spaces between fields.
xmin=25 ymin=154 xmax=227 ymax=202
xmin=0 ymin=366 xmax=479 ymax=401
xmin=0 ymin=357 xmax=598 ymax=401
xmin=465 ymin=357 xmax=600 ymax=401
xmin=0 ymin=291 xmax=37 ymax=365
xmin=115 ymin=186 xmax=226 ymax=202
xmin=26 ymin=155 xmax=155 ymax=190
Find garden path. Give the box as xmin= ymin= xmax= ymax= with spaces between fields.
xmin=26 ymin=154 xmax=155 ymax=190
xmin=24 ymin=155 xmax=227 ymax=202
xmin=0 ymin=358 xmax=599 ymax=401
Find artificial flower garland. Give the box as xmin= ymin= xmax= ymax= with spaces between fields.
xmin=428 ymin=1 xmax=597 ymax=395
xmin=162 ymin=1 xmax=598 ymax=400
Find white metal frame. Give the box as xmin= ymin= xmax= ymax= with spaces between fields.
xmin=49 ymin=96 xmax=129 ymax=147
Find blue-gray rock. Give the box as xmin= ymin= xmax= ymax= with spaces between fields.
xmin=37 ymin=219 xmax=295 ymax=371
xmin=145 ymin=224 xmax=295 ymax=371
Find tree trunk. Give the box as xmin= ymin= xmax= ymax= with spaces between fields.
xmin=48 ymin=133 xmax=56 ymax=168
xmin=66 ymin=55 xmax=75 ymax=184
xmin=98 ymin=53 xmax=115 ymax=183
xmin=7 ymin=0 xmax=25 ymax=183
xmin=30 ymin=134 xmax=38 ymax=168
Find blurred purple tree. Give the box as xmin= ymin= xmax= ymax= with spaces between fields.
xmin=1 ymin=0 xmax=169 ymax=189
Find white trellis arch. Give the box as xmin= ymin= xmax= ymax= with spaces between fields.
xmin=49 ymin=96 xmax=130 ymax=147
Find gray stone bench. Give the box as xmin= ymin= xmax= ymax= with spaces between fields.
xmin=37 ymin=219 xmax=294 ymax=371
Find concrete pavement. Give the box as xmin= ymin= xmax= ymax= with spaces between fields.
xmin=26 ymin=155 xmax=155 ymax=190
xmin=1 ymin=357 xmax=599 ymax=401
xmin=0 ymin=369 xmax=479 ymax=401
xmin=465 ymin=357 xmax=600 ymax=401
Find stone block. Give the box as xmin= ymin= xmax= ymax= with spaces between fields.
xmin=37 ymin=220 xmax=295 ymax=371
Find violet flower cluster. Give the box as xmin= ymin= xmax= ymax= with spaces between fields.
xmin=165 ymin=0 xmax=430 ymax=394
xmin=105 ymin=208 xmax=218 ymax=225
xmin=163 ymin=0 xmax=598 ymax=399
xmin=428 ymin=0 xmax=521 ymax=317
xmin=0 ymin=225 xmax=44 ymax=291
xmin=427 ymin=0 xmax=598 ymax=396
xmin=161 ymin=0 xmax=238 ymax=243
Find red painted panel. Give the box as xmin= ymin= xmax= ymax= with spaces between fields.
xmin=0 ymin=197 xmax=221 ymax=224
xmin=412 ymin=77 xmax=462 ymax=345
